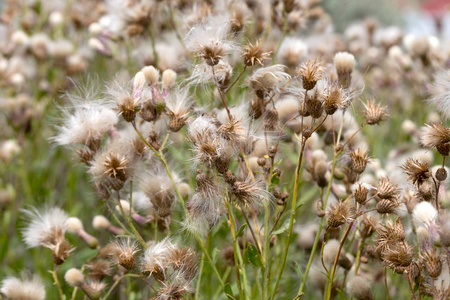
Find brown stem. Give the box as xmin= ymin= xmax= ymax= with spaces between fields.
xmin=225 ymin=65 xmax=247 ymax=94
xmin=211 ymin=65 xmax=232 ymax=120
xmin=407 ymin=265 xmax=418 ymax=300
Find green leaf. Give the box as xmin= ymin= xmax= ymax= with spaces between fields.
xmin=236 ymin=223 xmax=247 ymax=238
xmin=294 ymin=261 xmax=304 ymax=280
xmin=272 ymin=218 xmax=295 ymax=235
xmin=295 ymin=202 xmax=304 ymax=213
xmin=212 ymin=248 xmax=220 ymax=265
xmin=224 ymin=283 xmax=236 ymax=300
xmin=246 ymin=243 xmax=264 ymax=268
xmin=273 ymin=159 xmax=283 ymax=167
xmin=271 ymin=174 xmax=280 ymax=185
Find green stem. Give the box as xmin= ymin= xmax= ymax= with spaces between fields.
xmin=116 ymin=191 xmax=147 ymax=248
xmin=132 ymin=122 xmax=225 ymax=289
xmin=51 ymin=266 xmax=64 ymax=300
xmin=262 ymin=199 xmax=271 ymax=300
xmin=102 ymin=274 xmax=139 ymax=300
xmin=195 ymin=252 xmax=205 ymax=299
xmin=297 ymin=115 xmax=345 ymax=295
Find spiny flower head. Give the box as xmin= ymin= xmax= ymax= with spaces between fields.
xmin=106 ymin=79 xmax=142 ymax=123
xmin=166 ymin=88 xmax=193 ymax=132
xmin=349 ymin=148 xmax=371 ymax=174
xmin=297 ymin=59 xmax=325 ymax=91
xmin=422 ymin=248 xmax=442 ymax=278
xmin=376 ymin=177 xmax=400 ymax=200
xmin=185 ymin=15 xmax=238 ymax=66
xmin=420 ymin=123 xmax=450 ymax=153
xmin=326 ymin=200 xmax=354 ymax=229
xmin=21 ymin=206 xmax=74 ymax=264
xmin=111 ymin=237 xmax=140 ymax=270
xmin=400 ymin=158 xmax=431 ymax=186
xmin=249 ymin=64 xmax=290 ymax=96
xmin=322 ymin=83 xmax=350 ymax=115
xmin=231 ymin=177 xmax=271 ymax=212
xmin=141 ymin=238 xmax=175 ymax=281
xmin=362 ymin=99 xmax=388 ymax=125
xmin=382 ymin=242 xmax=414 ymax=271
xmin=0 ymin=274 xmax=46 ymax=300
xmin=242 ymin=40 xmax=271 ymax=67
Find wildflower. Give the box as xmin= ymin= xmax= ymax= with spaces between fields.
xmin=278 ymin=37 xmax=308 ymax=68
xmin=305 ymin=90 xmax=324 ymax=119
xmin=111 ymin=238 xmax=140 ymax=270
xmin=352 ymin=182 xmax=371 ymax=204
xmin=21 ymin=207 xmax=73 ymax=264
xmin=297 ymin=59 xmax=324 ymax=91
xmin=185 ymin=15 xmax=237 ymax=66
xmin=142 ymin=65 xmax=160 ymax=85
xmin=0 ymin=274 xmax=46 ymax=300
xmin=382 ymin=242 xmax=414 ymax=271
xmin=334 ymin=52 xmax=356 ymax=89
xmin=362 ymin=99 xmax=388 ymax=125
xmin=401 ymin=158 xmax=431 ymax=186
xmin=166 ymin=89 xmax=192 ymax=132
xmin=162 ymin=69 xmax=177 ymax=90
xmin=347 ymin=276 xmax=374 ymax=300
xmin=66 ymin=217 xmax=99 ymax=249
xmin=427 ymin=69 xmax=450 ymax=120
xmin=322 ymin=83 xmax=350 ymax=115
xmin=64 ymin=268 xmax=102 ymax=300
xmin=326 ymin=200 xmax=353 ymax=229
xmin=52 ymin=85 xmax=118 ymax=151
xmin=349 ymin=148 xmax=371 ymax=174
xmin=92 ymin=215 xmax=125 ymax=235
xmin=141 ymin=239 xmax=174 ymax=281
xmin=231 ymin=177 xmax=271 ymax=211
xmin=376 ymin=177 xmax=399 ymax=200
xmin=249 ymin=64 xmax=290 ymax=96
xmin=422 ymin=248 xmax=442 ymax=278
xmin=85 ymin=259 xmax=113 ymax=281
xmin=242 ymin=40 xmax=271 ymax=67
xmin=106 ymin=79 xmax=141 ymax=123
xmin=420 ymin=123 xmax=450 ymax=155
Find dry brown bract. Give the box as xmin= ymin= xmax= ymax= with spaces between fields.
xmin=297 ymin=59 xmax=324 ymax=91
xmin=400 ymin=158 xmax=431 ymax=186
xmin=243 ymin=40 xmax=271 ymax=67
xmin=362 ymin=99 xmax=388 ymax=125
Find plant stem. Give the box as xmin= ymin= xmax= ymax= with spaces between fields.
xmin=103 ymin=274 xmax=139 ymax=300
xmin=225 ymin=65 xmax=247 ymax=95
xmin=116 ymin=191 xmax=147 ymax=248
xmin=51 ymin=266 xmax=64 ymax=300
xmin=195 ymin=252 xmax=205 ymax=299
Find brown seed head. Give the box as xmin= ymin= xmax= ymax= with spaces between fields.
xmin=376 ymin=198 xmax=398 ymax=215
xmin=354 ymin=183 xmax=369 ymax=204
xmin=103 ymin=153 xmax=129 ymax=183
xmin=435 ymin=167 xmax=447 ymax=181
xmin=327 ymin=200 xmax=353 ymax=229
xmin=112 ymin=238 xmax=140 ymax=270
xmin=382 ymin=242 xmax=413 ymax=269
xmin=115 ymin=96 xmax=139 ymax=122
xmin=362 ymin=99 xmax=388 ymax=125
xmin=377 ymin=177 xmax=400 ymax=200
xmin=199 ymin=44 xmax=225 ymax=66
xmin=422 ymin=248 xmax=442 ymax=278
xmin=243 ymin=40 xmax=271 ymax=67
xmin=349 ymin=148 xmax=371 ymax=174
xmin=297 ymin=59 xmax=325 ymax=91
xmin=263 ymin=108 xmax=279 ymax=130
xmin=420 ymin=123 xmax=450 ymax=150
xmin=305 ymin=91 xmax=324 ymax=119
xmin=323 ymin=83 xmax=349 ymax=115
xmin=400 ymin=158 xmax=431 ymax=186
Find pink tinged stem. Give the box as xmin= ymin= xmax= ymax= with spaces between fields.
xmin=131 ymin=213 xmax=148 ymax=226
xmin=107 ymin=225 xmax=125 ymax=235
xmin=78 ymin=229 xmax=99 ymax=249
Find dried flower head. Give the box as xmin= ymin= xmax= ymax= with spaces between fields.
xmin=382 ymin=242 xmax=414 ymax=271
xmin=422 ymin=248 xmax=442 ymax=278
xmin=420 ymin=123 xmax=450 ymax=153
xmin=166 ymin=89 xmax=192 ymax=132
xmin=249 ymin=65 xmax=290 ymax=96
xmin=401 ymin=158 xmax=431 ymax=186
xmin=106 ymin=80 xmax=142 ymax=123
xmin=297 ymin=59 xmax=325 ymax=91
xmin=21 ymin=206 xmax=74 ymax=264
xmin=323 ymin=83 xmax=350 ymax=115
xmin=352 ymin=182 xmax=371 ymax=204
xmin=0 ymin=274 xmax=46 ymax=300
xmin=327 ymin=200 xmax=354 ymax=229
xmin=426 ymin=69 xmax=450 ymax=120
xmin=243 ymin=40 xmax=271 ymax=67
xmin=141 ymin=239 xmax=174 ymax=281
xmin=362 ymin=99 xmax=388 ymax=125
xmin=334 ymin=52 xmax=356 ymax=89
xmin=347 ymin=276 xmax=374 ymax=300
xmin=349 ymin=148 xmax=371 ymax=174
xmin=231 ymin=177 xmax=271 ymax=211
xmin=112 ymin=238 xmax=140 ymax=270
xmin=376 ymin=177 xmax=400 ymax=200
xmin=185 ymin=16 xmax=237 ymax=66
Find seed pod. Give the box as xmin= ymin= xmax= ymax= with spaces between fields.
xmin=376 ymin=199 xmax=397 ymax=214
xmin=435 ymin=167 xmax=447 ymax=182
xmin=423 ymin=249 xmax=442 ymax=278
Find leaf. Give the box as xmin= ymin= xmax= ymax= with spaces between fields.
xmin=246 ymin=243 xmax=264 ymax=268
xmin=272 ymin=218 xmax=295 ymax=235
xmin=294 ymin=203 xmax=304 ymax=213
xmin=236 ymin=223 xmax=247 ymax=238
xmin=273 ymin=159 xmax=283 ymax=167
xmin=294 ymin=261 xmax=303 ymax=280
xmin=224 ymin=283 xmax=236 ymax=300
xmin=212 ymin=248 xmax=220 ymax=265
xmin=271 ymin=174 xmax=280 ymax=185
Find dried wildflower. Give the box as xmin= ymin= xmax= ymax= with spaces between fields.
xmin=52 ymin=85 xmax=118 ymax=150
xmin=349 ymin=148 xmax=371 ymax=174
xmin=427 ymin=69 xmax=450 ymax=120
xmin=334 ymin=52 xmax=356 ymax=89
xmin=92 ymin=215 xmax=124 ymax=235
xmin=435 ymin=167 xmax=447 ymax=181
xmin=141 ymin=239 xmax=174 ymax=281
xmin=297 ymin=59 xmax=324 ymax=91
xmin=112 ymin=238 xmax=140 ymax=270
xmin=231 ymin=177 xmax=270 ymax=211
xmin=362 ymin=99 xmax=388 ymax=125
xmin=185 ymin=16 xmax=237 ymax=66
xmin=377 ymin=219 xmax=406 ymax=252
xmin=249 ymin=65 xmax=290 ymax=96
xmin=278 ymin=37 xmax=308 ymax=68
xmin=65 ymin=268 xmax=103 ymax=299
xmin=0 ymin=274 xmax=46 ymax=300
xmin=142 ymin=65 xmax=160 ymax=86
xmin=21 ymin=207 xmax=74 ymax=264
xmin=305 ymin=91 xmax=324 ymax=119
xmin=217 ymin=117 xmax=247 ymax=152
xmin=401 ymin=158 xmax=431 ymax=186
xmin=140 ymin=168 xmax=177 ymax=218
xmin=64 ymin=268 xmax=84 ymax=287
xmin=107 ymin=80 xmax=142 ymax=123
xmin=376 ymin=177 xmax=400 ymax=200
xmin=243 ymin=40 xmax=271 ymax=67
xmin=263 ymin=108 xmax=279 ymax=131
xmin=66 ymin=217 xmax=99 ymax=249
xmin=412 ymin=201 xmax=438 ymax=227
xmin=352 ymin=182 xmax=371 ymax=204
xmin=169 ymin=246 xmax=198 ymax=281
xmin=420 ymin=123 xmax=450 ymax=153
xmin=327 ymin=201 xmax=353 ymax=229
xmin=376 ymin=199 xmax=399 ymax=215
xmin=86 ymin=259 xmax=113 ymax=281
xmin=323 ymin=83 xmax=349 ymax=115
xmin=166 ymin=89 xmax=192 ymax=132
xmin=422 ymin=248 xmax=442 ymax=278
xmin=347 ymin=276 xmax=374 ymax=300
xmin=382 ymin=242 xmax=413 ymax=270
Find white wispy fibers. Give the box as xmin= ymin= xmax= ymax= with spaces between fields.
xmin=412 ymin=201 xmax=438 ymax=227
xmin=1 ymin=274 xmax=46 ymax=300
xmin=52 ymin=81 xmax=118 ymax=148
xmin=427 ymin=68 xmax=450 ymax=120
